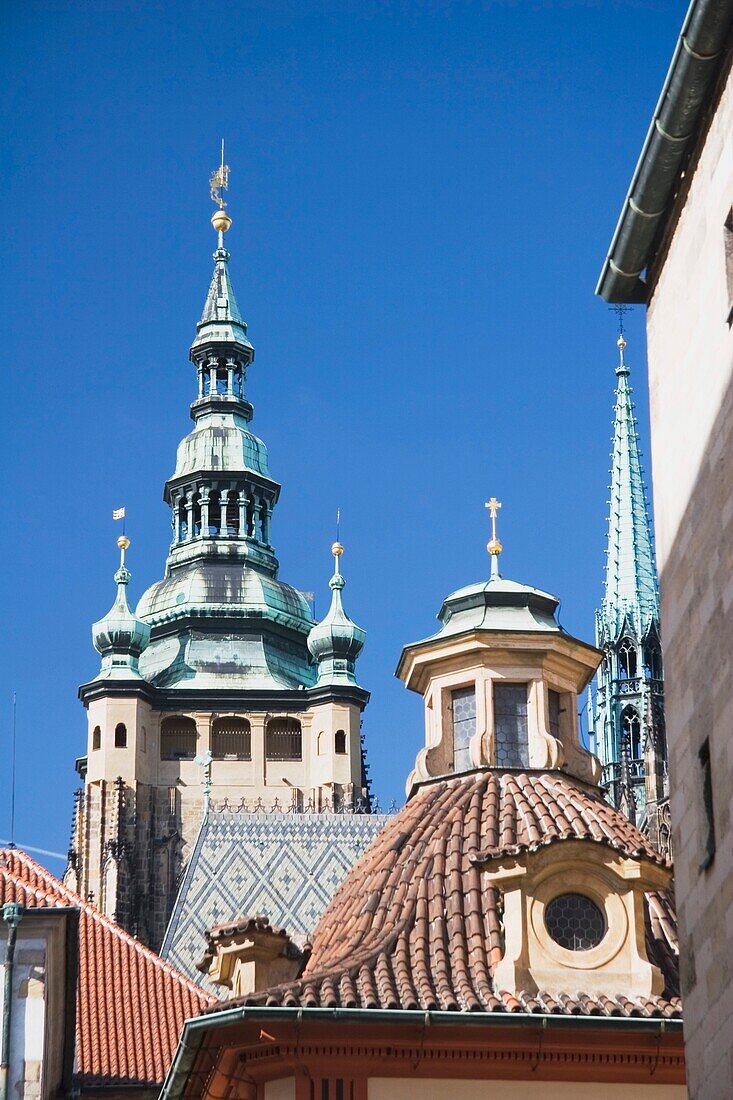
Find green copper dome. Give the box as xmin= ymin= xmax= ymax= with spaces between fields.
xmin=307 ymin=546 xmax=366 ymax=686
xmin=92 ymin=555 xmax=151 ymax=680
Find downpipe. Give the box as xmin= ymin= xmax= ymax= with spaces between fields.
xmin=0 ymin=904 xmax=24 ymax=1100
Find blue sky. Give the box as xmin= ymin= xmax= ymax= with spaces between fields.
xmin=2 ymin=0 xmax=683 ymax=864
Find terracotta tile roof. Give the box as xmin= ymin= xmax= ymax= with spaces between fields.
xmin=0 ymin=849 xmax=215 ymax=1087
xmin=214 ymin=770 xmax=680 ymax=1018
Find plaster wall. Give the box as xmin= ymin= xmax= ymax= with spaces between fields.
xmin=263 ymin=1081 xmax=295 ymax=1100
xmin=367 ymin=1083 xmax=686 ymax=1099
xmin=644 ymin=55 xmax=733 ymax=1100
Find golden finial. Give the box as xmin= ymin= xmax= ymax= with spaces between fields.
xmin=332 ymin=541 xmax=344 ymax=557
xmin=117 ymin=534 xmax=131 ymax=570
xmin=210 ymin=139 xmax=232 ymax=234
xmin=485 ymin=497 xmax=502 ymax=578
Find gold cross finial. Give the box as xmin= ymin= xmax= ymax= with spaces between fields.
xmin=485 ymin=497 xmax=503 ymax=576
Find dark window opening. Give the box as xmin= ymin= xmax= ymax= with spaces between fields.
xmin=114 ymin=723 xmax=127 ymax=748
xmin=548 ymin=690 xmax=562 ymax=740
xmin=621 ymin=706 xmax=642 ymax=761
xmin=161 ymin=716 xmax=197 ymax=761
xmin=493 ymin=683 xmax=529 ymax=768
xmin=211 ymin=717 xmax=251 ymax=760
xmin=92 ymin=725 xmax=101 ymax=751
xmin=699 ymin=737 xmax=716 ymax=871
xmin=334 ymin=728 xmax=347 ymax=755
xmin=266 ymin=717 xmax=302 ymax=761
xmin=644 ymin=642 xmax=663 ymax=681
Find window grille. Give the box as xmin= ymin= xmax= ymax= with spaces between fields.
xmin=161 ymin=716 xmax=197 ymax=761
xmin=545 ymin=892 xmax=606 ymax=950
xmin=114 ymin=723 xmax=127 ymax=748
xmin=265 ymin=717 xmax=302 ymax=760
xmin=451 ymin=686 xmax=476 ymax=772
xmin=334 ymin=729 xmax=347 ymax=755
xmin=493 ymin=683 xmax=529 ymax=768
xmin=211 ymin=717 xmax=251 ymax=760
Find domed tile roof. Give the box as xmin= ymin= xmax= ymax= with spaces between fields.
xmin=211 ymin=769 xmax=680 ymax=1018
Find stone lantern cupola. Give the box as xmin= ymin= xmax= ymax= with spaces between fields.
xmin=91 ymin=536 xmax=151 ymax=680
xmin=397 ymin=501 xmax=603 ymax=793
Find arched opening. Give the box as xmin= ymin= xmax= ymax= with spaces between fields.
xmin=192 ymin=492 xmax=202 ymax=538
xmin=621 ymin=706 xmax=642 ymax=761
xmin=212 ymin=717 xmax=251 ymax=760
xmin=265 ymin=717 xmax=302 ymax=761
xmin=114 ymin=723 xmax=127 ymax=748
xmin=618 ymin=638 xmax=637 ymax=679
xmin=644 ymin=642 xmax=663 ymax=680
xmin=226 ymin=492 xmax=239 ymax=536
xmin=335 ymin=729 xmax=347 ymax=755
xmin=160 ymin=716 xmax=197 ymax=761
xmin=92 ymin=725 xmax=101 ymax=751
xmin=179 ymin=498 xmax=189 ymax=542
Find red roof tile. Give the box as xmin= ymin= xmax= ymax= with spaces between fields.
xmin=0 ymin=849 xmax=215 ymax=1087
xmin=216 ymin=771 xmax=680 ymax=1018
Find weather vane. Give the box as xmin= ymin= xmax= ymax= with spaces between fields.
xmin=610 ymin=303 xmax=629 ymax=336
xmin=210 ymin=139 xmax=230 ymax=209
xmin=485 ymin=497 xmax=503 ymax=577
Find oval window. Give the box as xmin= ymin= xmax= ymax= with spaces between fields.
xmin=545 ymin=892 xmax=605 ymax=950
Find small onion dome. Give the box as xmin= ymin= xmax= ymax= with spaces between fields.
xmin=92 ymin=538 xmax=151 ymax=680
xmin=307 ymin=543 xmax=365 ymax=686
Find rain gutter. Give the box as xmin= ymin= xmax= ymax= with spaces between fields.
xmin=596 ymin=0 xmax=733 ymax=303
xmin=161 ymin=1005 xmax=683 ymax=1100
xmin=0 ymin=904 xmax=24 ymax=1100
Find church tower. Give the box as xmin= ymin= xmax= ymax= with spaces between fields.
xmin=65 ymin=159 xmax=381 ymax=950
xmin=594 ymin=332 xmax=668 ymax=853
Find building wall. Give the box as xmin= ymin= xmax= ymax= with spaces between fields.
xmin=0 ymin=913 xmax=73 ymax=1100
xmin=644 ymin=54 xmax=733 ymax=1100
xmin=367 ymin=1083 xmax=686 ymax=1099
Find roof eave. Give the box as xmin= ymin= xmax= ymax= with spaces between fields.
xmin=596 ymin=0 xmax=733 ymax=303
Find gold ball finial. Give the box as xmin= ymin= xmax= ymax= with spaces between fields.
xmin=331 ymin=541 xmax=344 ymax=558
xmin=117 ymin=535 xmax=131 ymax=551
xmin=487 ymin=537 xmax=503 ymax=556
xmin=211 ymin=209 xmax=232 ymax=234
xmin=617 ymin=333 xmax=627 ymax=350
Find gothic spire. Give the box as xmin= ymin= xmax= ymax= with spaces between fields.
xmin=599 ymin=333 xmax=659 ymax=642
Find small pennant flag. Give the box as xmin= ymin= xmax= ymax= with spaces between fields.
xmin=112 ymin=507 xmax=126 ymax=520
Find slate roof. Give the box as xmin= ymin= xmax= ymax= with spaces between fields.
xmin=160 ymin=808 xmax=392 ymax=991
xmin=0 ymin=849 xmax=214 ymax=1088
xmin=212 ymin=770 xmax=680 ymax=1018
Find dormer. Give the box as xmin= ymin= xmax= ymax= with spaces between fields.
xmin=397 ymin=526 xmax=603 ymax=792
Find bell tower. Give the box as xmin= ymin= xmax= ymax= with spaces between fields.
xmin=66 ymin=155 xmax=377 ymax=949
xmin=593 ymin=332 xmax=668 ymax=852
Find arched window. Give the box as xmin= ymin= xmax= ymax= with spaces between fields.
xmin=212 ymin=717 xmax=251 ymax=760
xmin=621 ymin=706 xmax=642 ymax=760
xmin=92 ymin=726 xmax=101 ymax=751
xmin=644 ymin=642 xmax=663 ymax=681
xmin=114 ymin=723 xmax=127 ymax=748
xmin=225 ymin=492 xmax=239 ymax=536
xmin=265 ymin=717 xmax=302 ymax=761
xmin=618 ymin=638 xmax=637 ymax=679
xmin=335 ymin=729 xmax=347 ymax=755
xmin=161 ymin=716 xmax=197 ymax=761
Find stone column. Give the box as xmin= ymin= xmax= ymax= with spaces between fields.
xmin=226 ymin=358 xmax=235 ymax=396
xmin=220 ymin=489 xmax=229 ymax=536
xmin=172 ymin=493 xmax=182 ymax=544
xmin=200 ymin=488 xmax=210 ymax=537
xmin=263 ymin=503 xmax=272 ymax=546
xmin=238 ymin=491 xmax=247 ymax=538
xmin=197 ymin=364 xmax=205 ymax=400
xmin=209 ymin=359 xmax=218 ymax=396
